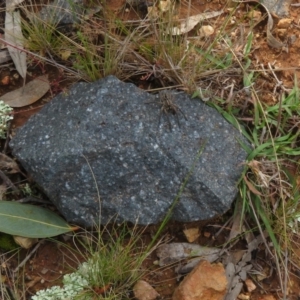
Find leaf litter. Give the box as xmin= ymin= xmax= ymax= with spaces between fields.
xmin=1 ymin=75 xmax=50 ymax=107
xmin=5 ymin=1 xmax=27 ymax=79
xmin=155 ymin=202 xmax=268 ymax=299
xmin=156 ymin=229 xmax=266 ymax=299
xmin=170 ymin=10 xmax=223 ymax=35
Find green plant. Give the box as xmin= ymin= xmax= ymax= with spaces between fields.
xmin=31 ymin=224 xmax=147 ymax=300
xmin=215 ymin=76 xmax=300 ymax=295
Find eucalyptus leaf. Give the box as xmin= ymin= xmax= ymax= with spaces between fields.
xmin=5 ymin=8 xmax=27 ymax=78
xmin=1 ymin=75 xmax=50 ymax=107
xmin=0 ymin=201 xmax=77 ymax=238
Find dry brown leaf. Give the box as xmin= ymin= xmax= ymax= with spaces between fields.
xmin=171 ymin=10 xmax=223 ymax=35
xmin=243 ymin=175 xmax=263 ymax=196
xmin=1 ymin=75 xmax=50 ymax=107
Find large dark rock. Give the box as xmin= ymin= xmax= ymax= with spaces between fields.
xmin=10 ymin=76 xmax=249 ymax=226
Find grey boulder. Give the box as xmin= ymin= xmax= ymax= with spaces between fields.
xmin=10 ymin=76 xmax=249 ymax=226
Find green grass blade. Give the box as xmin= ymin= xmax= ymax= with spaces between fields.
xmin=253 ymin=196 xmax=281 ymax=253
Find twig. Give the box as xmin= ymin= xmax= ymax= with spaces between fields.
xmin=3 ymin=121 xmax=12 ymax=153
xmin=268 ymin=62 xmax=289 ymax=93
xmin=0 ymin=169 xmax=18 ymax=193
xmin=13 ymin=240 xmax=43 ymax=273
xmin=247 ymin=192 xmax=274 ymax=258
xmin=16 ymin=196 xmax=51 ymax=204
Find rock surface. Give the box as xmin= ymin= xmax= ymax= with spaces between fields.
xmin=10 ymin=75 xmax=249 ymax=226
xmin=133 ymin=280 xmax=159 ymax=300
xmin=172 ymin=260 xmax=227 ymax=300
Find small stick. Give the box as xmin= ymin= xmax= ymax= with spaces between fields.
xmin=3 ymin=121 xmax=12 ymax=153
xmin=0 ymin=169 xmax=18 ymax=193
xmin=13 ymin=240 xmax=43 ymax=273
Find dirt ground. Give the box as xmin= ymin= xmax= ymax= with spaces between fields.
xmin=0 ymin=0 xmax=300 ymax=299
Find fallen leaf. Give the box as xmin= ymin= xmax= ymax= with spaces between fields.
xmin=1 ymin=75 xmax=50 ymax=107
xmin=171 ymin=10 xmax=223 ymax=35
xmin=0 ymin=201 xmax=78 ymax=238
xmin=243 ymin=175 xmax=263 ymax=196
xmin=5 ymin=8 xmax=27 ymax=78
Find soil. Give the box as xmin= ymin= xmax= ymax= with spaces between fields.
xmin=0 ymin=0 xmax=300 ymax=299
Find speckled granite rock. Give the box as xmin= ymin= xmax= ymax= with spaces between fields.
xmin=10 ymin=76 xmax=249 ymax=226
